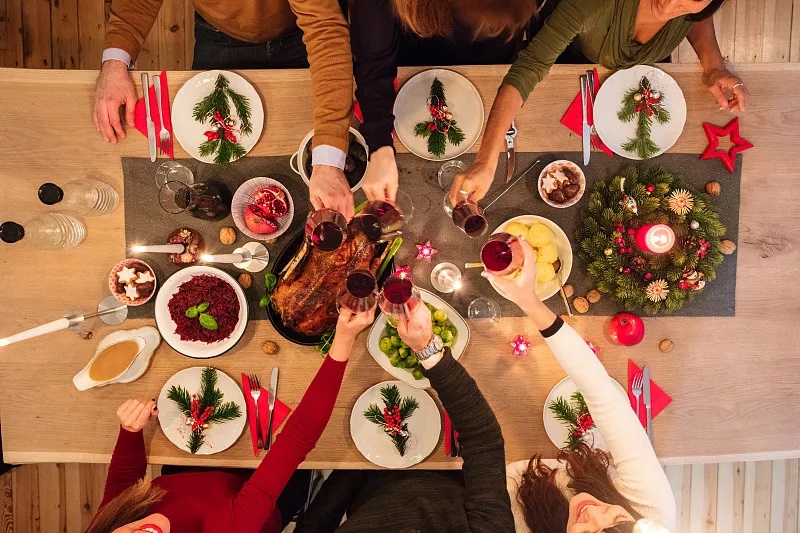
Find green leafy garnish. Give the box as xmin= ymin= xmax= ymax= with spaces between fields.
xmin=265 ymin=273 xmax=277 ymax=293
xmin=185 ymin=306 xmax=199 ymax=318
xmin=199 ymin=313 xmax=218 ymax=331
xmin=376 ymin=237 xmax=403 ymax=280
xmin=196 ymin=302 xmax=210 ymax=313
xmin=315 ymin=330 xmax=335 ymax=356
xmin=259 ymin=296 xmax=269 ymax=308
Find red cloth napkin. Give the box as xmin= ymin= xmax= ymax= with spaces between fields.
xmin=354 ymin=77 xmax=399 ymax=124
xmin=560 ymin=68 xmax=613 ymax=157
xmin=134 ymin=70 xmax=174 ymax=158
xmin=241 ymin=374 xmax=292 ymax=456
xmin=627 ymin=360 xmax=672 ymax=428
xmin=443 ymin=409 xmax=459 ymax=456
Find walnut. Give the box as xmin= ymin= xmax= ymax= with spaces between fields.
xmin=586 ymin=289 xmax=602 ymax=304
xmin=573 ymin=297 xmax=590 ymax=314
xmin=720 ymin=240 xmax=737 ymax=255
xmin=563 ymin=285 xmax=574 ymax=298
xmin=265 ymin=238 xmax=277 ymax=245
xmin=262 ymin=341 xmax=280 ymax=355
xmin=705 ymin=181 xmax=721 ymax=196
xmin=79 ymin=330 xmax=94 ymax=340
xmin=219 ymin=227 xmax=237 ymax=245
xmin=659 ymin=339 xmax=675 ymax=353
xmin=237 ymin=273 xmax=252 ymax=289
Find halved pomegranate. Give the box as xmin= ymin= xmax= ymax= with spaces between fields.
xmin=244 ymin=204 xmax=278 ymax=234
xmin=253 ymin=186 xmax=288 ymax=218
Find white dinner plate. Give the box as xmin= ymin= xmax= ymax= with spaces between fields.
xmin=157 ymin=366 xmax=246 ymax=455
xmin=490 ymin=215 xmax=573 ymax=302
xmin=543 ymin=376 xmax=627 ymax=451
xmin=393 ymin=69 xmax=484 ymax=161
xmin=593 ymin=65 xmax=686 ymax=160
xmin=154 ymin=266 xmax=248 ymax=358
xmin=367 ymin=289 xmax=470 ymax=389
xmin=350 ymin=380 xmax=441 ymax=468
xmin=171 ymin=70 xmax=264 ymax=164
xmin=231 ymin=177 xmax=295 ymax=241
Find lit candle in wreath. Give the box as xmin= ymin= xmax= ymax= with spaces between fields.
xmin=635 ymin=224 xmax=675 ymax=254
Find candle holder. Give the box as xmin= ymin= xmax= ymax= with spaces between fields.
xmin=430 ymin=263 xmax=462 ymax=294
xmin=201 ymin=242 xmax=270 ymax=272
xmin=635 ymin=224 xmax=675 ymax=254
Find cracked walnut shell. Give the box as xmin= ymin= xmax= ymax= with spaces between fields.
xmin=586 ymin=289 xmax=602 ymax=304
xmin=219 ymin=227 xmax=237 ymax=245
xmin=262 ymin=341 xmax=279 ymax=355
xmin=573 ymin=297 xmax=590 ymax=314
xmin=237 ymin=273 xmax=252 ymax=289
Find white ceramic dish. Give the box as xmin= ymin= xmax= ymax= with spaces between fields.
xmin=154 ymin=266 xmax=248 ymax=359
xmin=393 ymin=69 xmax=484 ymax=161
xmin=289 ymin=127 xmax=368 ymax=192
xmin=73 ymin=326 xmax=161 ymax=390
xmin=231 ymin=177 xmax=295 ymax=241
xmin=350 ymin=380 xmax=441 ymax=468
xmin=543 ymin=376 xmax=627 ymax=451
xmin=593 ymin=65 xmax=687 ymax=160
xmin=171 ymin=70 xmax=264 ymax=164
xmin=538 ymin=160 xmax=586 ymax=209
xmin=367 ymin=289 xmax=470 ymax=389
xmin=157 ymin=366 xmax=246 ymax=455
xmin=490 ymin=216 xmax=573 ymax=302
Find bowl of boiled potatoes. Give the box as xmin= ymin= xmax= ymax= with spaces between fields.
xmin=487 ymin=215 xmax=573 ymax=302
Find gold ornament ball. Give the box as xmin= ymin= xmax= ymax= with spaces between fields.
xmin=604 ymin=248 xmax=614 ymax=256
xmin=237 ymin=272 xmax=253 ymax=289
xmin=219 ymin=227 xmax=237 ymax=245
xmin=633 ymin=93 xmax=643 ymax=102
xmin=586 ymin=289 xmax=602 ymax=304
xmin=659 ymin=339 xmax=675 ymax=353
xmin=573 ymin=297 xmax=590 ymax=314
xmin=563 ymin=285 xmax=575 ymax=298
xmin=262 ymin=340 xmax=280 ymax=355
xmin=706 ymin=181 xmax=721 ymax=196
xmin=720 ymin=240 xmax=737 ymax=255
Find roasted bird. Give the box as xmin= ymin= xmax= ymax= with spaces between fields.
xmin=271 ymin=227 xmax=388 ymax=337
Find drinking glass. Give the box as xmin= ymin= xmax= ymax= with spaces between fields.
xmin=305 ymin=209 xmax=347 ymax=251
xmin=158 ymin=180 xmax=231 ymax=221
xmin=354 ymin=200 xmax=405 ymax=243
xmin=155 ymin=161 xmax=194 ymax=190
xmin=430 ymin=263 xmax=462 ymax=294
xmin=480 ymin=233 xmax=524 ymax=277
xmin=467 ymin=297 xmax=501 ymax=328
xmin=379 ymin=276 xmax=422 ymax=320
xmin=444 ymin=196 xmax=488 ymax=238
xmin=394 ymin=190 xmax=414 ymax=224
xmin=338 ymin=269 xmax=379 ymax=313
xmin=437 ymin=160 xmax=467 ymax=191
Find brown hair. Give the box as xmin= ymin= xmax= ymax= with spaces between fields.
xmin=517 ymin=443 xmax=642 ymax=533
xmin=391 ymin=0 xmax=539 ymax=40
xmin=85 ymin=479 xmax=165 ymax=533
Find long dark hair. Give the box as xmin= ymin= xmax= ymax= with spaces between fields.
xmin=686 ymin=0 xmax=726 ymax=22
xmin=517 ymin=443 xmax=643 ymax=533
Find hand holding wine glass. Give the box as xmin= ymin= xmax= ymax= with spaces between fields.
xmin=117 ymin=399 xmax=158 ymax=433
xmin=397 ymin=303 xmax=433 ymax=353
xmin=481 ymin=238 xmax=540 ymax=312
xmin=329 ymin=305 xmax=377 ymax=362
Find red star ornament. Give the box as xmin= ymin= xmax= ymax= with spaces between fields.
xmin=700 ymin=117 xmax=753 ymax=173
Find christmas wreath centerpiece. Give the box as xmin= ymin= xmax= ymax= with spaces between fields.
xmin=577 ymin=166 xmax=726 ymax=314
xmin=618 ymin=76 xmax=670 ymax=160
xmin=549 ymin=391 xmax=595 ymax=450
xmin=413 ymin=77 xmax=466 ymax=158
xmin=167 ymin=367 xmax=243 ymax=453
xmin=192 ymin=74 xmax=253 ymax=165
xmin=363 ymin=384 xmax=420 ymax=456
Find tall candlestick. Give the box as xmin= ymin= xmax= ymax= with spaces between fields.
xmin=132 ymin=243 xmax=186 ymax=254
xmin=201 ymin=253 xmax=245 ymax=264
xmin=635 ymin=224 xmax=675 ymax=254
xmin=0 ymin=317 xmax=71 ymax=347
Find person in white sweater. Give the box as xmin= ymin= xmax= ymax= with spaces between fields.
xmin=484 ymin=239 xmax=676 ymax=533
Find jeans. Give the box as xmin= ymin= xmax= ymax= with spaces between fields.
xmin=192 ymin=14 xmax=310 ymax=70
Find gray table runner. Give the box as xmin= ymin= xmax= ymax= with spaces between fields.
xmin=124 ymin=151 xmax=740 ymax=320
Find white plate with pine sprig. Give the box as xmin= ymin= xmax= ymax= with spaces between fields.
xmin=157 ymin=366 xmax=246 ymax=455
xmin=350 ymin=380 xmax=441 ymax=469
xmin=593 ymin=65 xmax=686 ymax=160
xmin=172 ymin=70 xmax=264 ymax=164
xmin=393 ymin=69 xmax=484 ymax=161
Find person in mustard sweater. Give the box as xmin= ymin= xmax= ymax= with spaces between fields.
xmin=93 ymin=0 xmax=356 ymax=218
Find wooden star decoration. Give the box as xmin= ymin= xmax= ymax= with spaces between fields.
xmin=415 ymin=241 xmax=437 ymax=262
xmin=700 ymin=117 xmax=753 ymax=173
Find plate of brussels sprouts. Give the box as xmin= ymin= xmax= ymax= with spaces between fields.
xmin=367 ymin=289 xmax=470 ymax=389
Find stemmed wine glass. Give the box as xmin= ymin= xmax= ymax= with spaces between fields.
xmin=338 ymin=269 xmax=379 ymax=313
xmin=158 ymin=180 xmax=231 ymax=221
xmin=378 ymin=275 xmax=422 ymax=320
xmin=438 ymin=161 xmax=487 ymax=238
xmin=354 ymin=200 xmax=405 ymax=243
xmin=305 ymin=209 xmax=347 ymax=251
xmin=155 ymin=161 xmax=194 ymax=190
xmin=480 ymin=232 xmax=524 ymax=277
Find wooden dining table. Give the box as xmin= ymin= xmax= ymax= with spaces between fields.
xmin=0 ymin=63 xmax=798 ymax=469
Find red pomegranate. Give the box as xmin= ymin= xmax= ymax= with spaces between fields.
xmin=253 ymin=186 xmax=288 ymax=218
xmin=244 ymin=204 xmax=278 ymax=234
xmin=608 ymin=312 xmax=645 ymax=346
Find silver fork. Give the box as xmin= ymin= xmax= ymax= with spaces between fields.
xmin=585 ymin=70 xmax=602 ymax=151
xmin=154 ymin=76 xmax=171 ymax=155
xmin=631 ymin=371 xmax=643 ymax=419
xmin=247 ymin=374 xmax=264 ymax=449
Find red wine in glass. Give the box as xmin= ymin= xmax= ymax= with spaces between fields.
xmin=379 ymin=276 xmax=421 ymax=319
xmin=481 ymin=233 xmax=524 ymax=276
xmin=306 ymin=209 xmax=347 ymax=251
xmin=356 ymin=200 xmax=404 ymax=242
xmin=338 ymin=270 xmax=378 ymax=313
xmin=452 ymin=201 xmax=488 ymax=238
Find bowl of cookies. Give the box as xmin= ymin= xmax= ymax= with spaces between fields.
xmin=538 ymin=160 xmax=586 ymax=208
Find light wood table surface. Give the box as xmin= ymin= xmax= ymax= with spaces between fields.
xmin=0 ymin=64 xmax=798 ymax=468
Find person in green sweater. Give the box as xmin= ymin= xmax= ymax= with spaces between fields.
xmin=449 ymin=0 xmax=747 ymax=206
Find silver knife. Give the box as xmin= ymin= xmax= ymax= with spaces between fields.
xmin=504 ymin=121 xmax=517 ymax=184
xmin=580 ymin=75 xmax=591 ymax=166
xmin=265 ymin=367 xmax=279 ymax=450
xmin=141 ymin=73 xmax=157 ymax=162
xmin=643 ymin=365 xmax=653 ymax=445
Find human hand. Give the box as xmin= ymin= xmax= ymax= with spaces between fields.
xmin=329 ymin=306 xmax=377 ymax=361
xmin=705 ymin=68 xmax=748 ymax=112
xmin=481 ymin=238 xmax=540 ymax=312
xmin=448 ymin=161 xmax=495 ymax=207
xmin=397 ymin=303 xmax=433 ymax=353
xmin=309 ymin=165 xmax=355 ymax=220
xmin=93 ymin=60 xmax=138 ymax=144
xmin=117 ymin=399 xmax=158 ymax=433
xmin=361 ymin=146 xmax=398 ymax=202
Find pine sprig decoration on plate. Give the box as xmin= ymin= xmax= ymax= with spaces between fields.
xmin=364 ymin=384 xmax=420 ymax=456
xmin=618 ymin=76 xmax=670 ymax=159
xmin=413 ymin=77 xmax=465 ymax=157
xmin=577 ymin=166 xmax=727 ymax=314
xmin=192 ymin=73 xmax=252 ymax=165
xmin=548 ymin=392 xmax=595 ymax=450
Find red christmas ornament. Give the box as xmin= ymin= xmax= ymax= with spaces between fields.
xmin=644 ymin=272 xmax=653 ymax=281
xmin=679 ymin=280 xmax=690 ymax=291
xmin=415 ymin=240 xmax=438 ymax=262
xmin=623 ymin=267 xmax=631 ymax=275
xmin=646 ymin=184 xmax=655 ymax=193
xmin=510 ymin=335 xmax=531 ymax=357
xmin=700 ymin=117 xmax=753 ymax=173
xmin=608 ymin=312 xmax=645 ymax=346
xmin=615 ymin=237 xmax=625 ymax=245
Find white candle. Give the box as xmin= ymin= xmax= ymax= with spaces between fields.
xmin=0 ymin=317 xmax=71 ymax=348
xmin=132 ymin=244 xmax=185 ymax=254
xmin=201 ymin=253 xmax=245 ymax=264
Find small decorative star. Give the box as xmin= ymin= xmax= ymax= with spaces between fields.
xmin=116 ymin=266 xmax=138 ymax=284
xmin=510 ymin=335 xmax=531 ymax=357
xmin=415 ymin=241 xmax=438 ymax=262
xmin=393 ymin=265 xmax=411 ymax=279
xmin=700 ymin=117 xmax=753 ymax=173
xmin=540 ymin=174 xmax=558 ymax=194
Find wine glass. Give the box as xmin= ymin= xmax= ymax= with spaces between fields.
xmin=444 ymin=196 xmax=488 ymax=238
xmin=430 ymin=263 xmax=462 ymax=294
xmin=437 ymin=160 xmax=467 ymax=191
xmin=480 ymin=233 xmax=524 ymax=277
xmin=467 ymin=297 xmax=501 ymax=328
xmin=158 ymin=180 xmax=231 ymax=221
xmin=354 ymin=200 xmax=405 ymax=243
xmin=305 ymin=209 xmax=347 ymax=251
xmin=394 ymin=190 xmax=414 ymax=224
xmin=379 ymin=276 xmax=422 ymax=320
xmin=155 ymin=161 xmax=194 ymax=191
xmin=338 ymin=269 xmax=379 ymax=313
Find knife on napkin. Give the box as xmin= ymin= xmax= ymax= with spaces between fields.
xmin=140 ymin=73 xmax=157 ymax=162
xmin=580 ymin=75 xmax=591 ymax=166
xmin=265 ymin=367 xmax=279 ymax=450
xmin=643 ymin=365 xmax=653 ymax=445
xmin=505 ymin=121 xmax=517 ymax=183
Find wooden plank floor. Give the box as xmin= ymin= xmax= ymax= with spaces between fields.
xmin=1 ymin=460 xmax=798 ymax=532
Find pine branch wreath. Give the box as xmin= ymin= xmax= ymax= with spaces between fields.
xmin=413 ymin=77 xmax=465 ymax=158
xmin=364 ymin=384 xmax=420 ymax=456
xmin=548 ymin=392 xmax=595 ymax=450
xmin=617 ymin=76 xmax=670 ymax=159
xmin=192 ymin=74 xmax=252 ymax=165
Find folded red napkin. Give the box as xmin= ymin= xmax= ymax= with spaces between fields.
xmin=241 ymin=374 xmax=292 ymax=456
xmin=627 ymin=360 xmax=671 ymax=428
xmin=560 ymin=68 xmax=613 ymax=157
xmin=443 ymin=409 xmax=459 ymax=456
xmin=134 ymin=70 xmax=174 ymax=158
xmin=354 ymin=77 xmax=399 ymax=125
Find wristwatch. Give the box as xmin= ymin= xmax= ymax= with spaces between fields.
xmin=415 ymin=334 xmax=444 ymax=361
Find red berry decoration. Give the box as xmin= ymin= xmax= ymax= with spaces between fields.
xmin=623 ymin=267 xmax=631 ymax=274
xmin=644 ymin=272 xmax=653 ymax=280
xmin=646 ymin=184 xmax=655 ymax=193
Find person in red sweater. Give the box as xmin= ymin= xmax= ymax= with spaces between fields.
xmin=86 ymin=307 xmax=375 ymax=533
